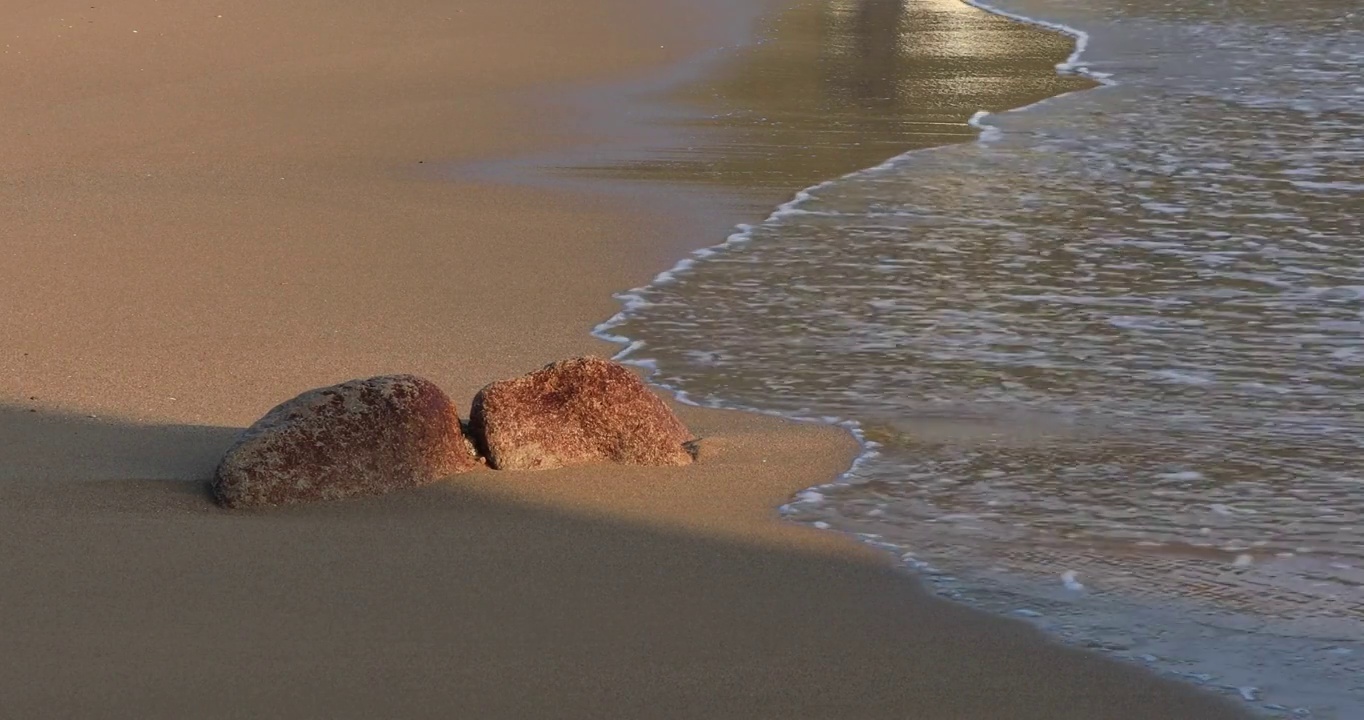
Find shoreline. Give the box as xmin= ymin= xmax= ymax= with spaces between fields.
xmin=1 ymin=0 xmax=1252 ymax=716
xmin=557 ymin=0 xmax=1281 ymax=713
xmin=588 ymin=0 xmax=1359 ymax=716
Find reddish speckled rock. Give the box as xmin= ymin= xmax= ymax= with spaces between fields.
xmin=469 ymin=357 xmax=694 ymax=470
xmin=213 ymin=375 xmax=481 ymax=508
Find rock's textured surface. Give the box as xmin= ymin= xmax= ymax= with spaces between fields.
xmin=469 ymin=357 xmax=694 ymax=470
xmin=213 ymin=375 xmax=481 ymax=508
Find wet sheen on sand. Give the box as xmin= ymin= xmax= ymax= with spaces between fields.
xmin=587 ymin=0 xmax=1364 ymax=716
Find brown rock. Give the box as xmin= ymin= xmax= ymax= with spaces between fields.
xmin=213 ymin=375 xmax=481 ymax=508
xmin=469 ymin=357 xmax=694 ymax=470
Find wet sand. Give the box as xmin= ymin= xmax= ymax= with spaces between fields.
xmin=560 ymin=0 xmax=1094 ymax=205
xmin=1 ymin=0 xmax=1250 ymax=717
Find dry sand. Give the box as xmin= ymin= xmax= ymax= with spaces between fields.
xmin=1 ymin=0 xmax=1251 ymax=717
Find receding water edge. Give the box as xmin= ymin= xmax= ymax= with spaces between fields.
xmin=590 ymin=0 xmax=1363 ymax=717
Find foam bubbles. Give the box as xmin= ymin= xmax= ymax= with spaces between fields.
xmin=592 ymin=0 xmax=1364 ymax=714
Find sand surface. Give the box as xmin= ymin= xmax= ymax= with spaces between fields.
xmin=2 ymin=0 xmax=1250 ymax=716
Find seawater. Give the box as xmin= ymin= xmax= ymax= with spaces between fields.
xmin=596 ymin=0 xmax=1364 ymax=716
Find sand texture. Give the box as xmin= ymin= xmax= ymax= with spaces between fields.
xmin=1 ymin=0 xmax=1250 ymax=717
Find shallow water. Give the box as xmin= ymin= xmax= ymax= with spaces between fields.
xmin=573 ymin=0 xmax=1091 ymax=195
xmin=594 ymin=0 xmax=1363 ymax=715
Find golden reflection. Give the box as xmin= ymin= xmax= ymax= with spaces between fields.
xmin=572 ymin=0 xmax=1093 ymax=195
xmin=907 ymin=0 xmax=1023 ymax=60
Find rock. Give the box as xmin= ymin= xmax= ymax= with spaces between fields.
xmin=469 ymin=357 xmax=694 ymax=470
xmin=213 ymin=375 xmax=481 ymax=508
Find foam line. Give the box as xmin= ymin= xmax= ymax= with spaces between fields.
xmin=960 ymin=0 xmax=1092 ymax=73
xmin=590 ymin=0 xmax=1113 ymax=507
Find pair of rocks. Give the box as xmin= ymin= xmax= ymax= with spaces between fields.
xmin=212 ymin=357 xmax=694 ymax=509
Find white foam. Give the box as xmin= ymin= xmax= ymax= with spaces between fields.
xmin=1291 ymin=180 xmax=1364 ymax=192
xmin=968 ymin=110 xmax=1003 ymax=144
xmin=591 ymin=0 xmax=1115 ymax=372
xmin=1061 ymin=570 xmax=1087 ymax=592
xmin=959 ymin=0 xmax=1100 ymax=78
xmin=1158 ymin=470 xmax=1206 ymax=482
xmin=1150 ymin=369 xmax=1216 ymax=385
xmin=795 ymin=489 xmax=826 ymax=504
xmin=584 ymin=0 xmax=1364 ymax=712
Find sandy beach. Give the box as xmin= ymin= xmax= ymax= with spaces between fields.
xmin=1 ymin=0 xmax=1252 ymax=716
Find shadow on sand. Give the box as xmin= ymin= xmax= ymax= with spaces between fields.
xmin=0 ymin=405 xmax=233 ymax=510
xmin=0 ymin=405 xmax=1248 ymax=718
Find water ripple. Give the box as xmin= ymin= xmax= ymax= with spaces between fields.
xmin=603 ymin=0 xmax=1363 ymax=714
